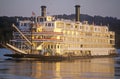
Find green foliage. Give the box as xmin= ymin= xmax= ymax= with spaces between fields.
xmin=0 ymin=15 xmax=120 ymax=48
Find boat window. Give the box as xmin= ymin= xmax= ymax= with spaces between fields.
xmin=106 ymin=28 xmax=108 ymax=32
xmin=48 ymin=45 xmax=50 ymax=49
xmin=66 ymin=23 xmax=71 ymax=28
xmin=110 ymin=40 xmax=114 ymax=44
xmin=52 ymin=23 xmax=54 ymax=26
xmin=48 ymin=23 xmax=51 ymax=27
xmin=95 ymin=28 xmax=97 ymax=31
xmin=44 ymin=18 xmax=46 ymax=21
xmin=24 ymin=23 xmax=27 ymax=26
xmin=40 ymin=18 xmax=43 ymax=22
xmin=21 ymin=23 xmax=24 ymax=26
xmin=45 ymin=23 xmax=47 ymax=26
xmin=57 ymin=45 xmax=59 ymax=49
xmin=51 ymin=45 xmax=53 ymax=49
xmin=75 ymin=25 xmax=78 ymax=28
xmin=80 ymin=26 xmax=82 ymax=29
xmin=110 ymin=35 xmax=114 ymax=38
xmin=80 ymin=45 xmax=83 ymax=48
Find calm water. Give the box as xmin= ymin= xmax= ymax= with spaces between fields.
xmin=0 ymin=49 xmax=120 ymax=79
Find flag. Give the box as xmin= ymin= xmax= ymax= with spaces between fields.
xmin=32 ymin=11 xmax=35 ymax=16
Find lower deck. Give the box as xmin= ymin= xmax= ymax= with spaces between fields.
xmin=64 ymin=48 xmax=116 ymax=56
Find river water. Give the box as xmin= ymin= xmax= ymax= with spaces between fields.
xmin=0 ymin=49 xmax=120 ymax=79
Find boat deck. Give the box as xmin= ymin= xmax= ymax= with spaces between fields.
xmin=4 ymin=53 xmax=119 ymax=61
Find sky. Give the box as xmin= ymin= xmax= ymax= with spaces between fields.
xmin=0 ymin=0 xmax=120 ymax=19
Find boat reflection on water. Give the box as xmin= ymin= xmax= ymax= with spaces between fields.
xmin=3 ymin=58 xmax=117 ymax=79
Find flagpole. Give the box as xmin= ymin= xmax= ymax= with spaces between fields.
xmin=32 ymin=11 xmax=36 ymax=23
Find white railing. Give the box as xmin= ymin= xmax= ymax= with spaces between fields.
xmin=12 ymin=24 xmax=32 ymax=45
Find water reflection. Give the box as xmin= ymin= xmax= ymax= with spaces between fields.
xmin=0 ymin=58 xmax=116 ymax=79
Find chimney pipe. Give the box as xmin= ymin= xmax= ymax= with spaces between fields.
xmin=41 ymin=6 xmax=46 ymax=17
xmin=75 ymin=5 xmax=80 ymax=22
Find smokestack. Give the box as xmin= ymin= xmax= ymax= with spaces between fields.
xmin=75 ymin=5 xmax=80 ymax=22
xmin=41 ymin=6 xmax=46 ymax=17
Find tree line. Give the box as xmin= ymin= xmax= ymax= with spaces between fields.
xmin=56 ymin=14 xmax=120 ymax=48
xmin=0 ymin=14 xmax=120 ymax=48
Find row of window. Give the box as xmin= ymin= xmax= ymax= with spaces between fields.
xmin=63 ymin=37 xmax=113 ymax=44
xmin=63 ymin=30 xmax=114 ymax=38
xmin=14 ymin=33 xmax=114 ymax=44
xmin=56 ymin=22 xmax=108 ymax=32
xmin=19 ymin=22 xmax=108 ymax=34
xmin=66 ymin=44 xmax=113 ymax=48
xmin=20 ymin=23 xmax=30 ymax=26
xmin=47 ymin=44 xmax=60 ymax=49
xmin=45 ymin=23 xmax=54 ymax=27
xmin=43 ymin=43 xmax=113 ymax=49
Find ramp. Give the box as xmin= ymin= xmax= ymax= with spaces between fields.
xmin=5 ymin=43 xmax=27 ymax=54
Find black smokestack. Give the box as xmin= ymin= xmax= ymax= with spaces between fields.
xmin=75 ymin=5 xmax=80 ymax=22
xmin=41 ymin=6 xmax=46 ymax=17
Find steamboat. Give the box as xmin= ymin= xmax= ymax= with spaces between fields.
xmin=3 ymin=5 xmax=117 ymax=61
